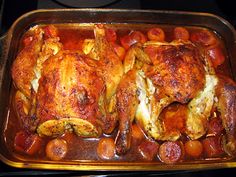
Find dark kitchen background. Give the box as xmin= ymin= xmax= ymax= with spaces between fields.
xmin=0 ymin=0 xmax=236 ymax=176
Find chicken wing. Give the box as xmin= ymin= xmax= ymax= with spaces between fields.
xmin=84 ymin=25 xmax=124 ymax=134
xmin=12 ymin=26 xmax=62 ymax=132
xmin=93 ymin=25 xmax=124 ymax=101
xmin=81 ymin=25 xmax=124 ymax=134
xmin=11 ymin=26 xmax=43 ymax=98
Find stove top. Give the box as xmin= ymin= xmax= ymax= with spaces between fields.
xmin=1 ymin=0 xmax=236 ymax=35
xmin=0 ymin=0 xmax=236 ymax=176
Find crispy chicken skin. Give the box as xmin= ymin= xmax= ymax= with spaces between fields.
xmin=37 ymin=51 xmax=104 ymax=123
xmin=115 ymin=70 xmax=138 ymax=154
xmin=93 ymin=25 xmax=124 ymax=101
xmin=83 ymin=25 xmax=124 ymax=133
xmin=36 ymin=51 xmax=105 ymax=137
xmin=216 ymin=75 xmax=236 ymax=155
xmin=144 ymin=42 xmax=205 ymax=103
xmin=12 ymin=26 xmax=62 ymax=132
xmin=115 ymin=40 xmax=223 ymax=154
xmin=11 ymin=27 xmax=43 ymax=98
xmin=116 ymin=39 xmax=236 ymax=155
xmin=118 ymin=41 xmax=206 ymax=141
xmin=81 ymin=25 xmax=124 ymax=133
xmin=145 ymin=42 xmax=205 ymax=140
xmin=13 ymin=25 xmax=121 ymax=137
xmin=11 ymin=25 xmax=236 ymax=158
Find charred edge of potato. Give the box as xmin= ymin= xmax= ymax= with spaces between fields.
xmin=37 ymin=118 xmax=100 ymax=138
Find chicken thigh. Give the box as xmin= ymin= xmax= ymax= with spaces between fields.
xmin=82 ymin=25 xmax=124 ymax=133
xmin=12 ymin=26 xmax=43 ymax=98
xmin=12 ymin=25 xmax=62 ymax=131
xmin=216 ymin=75 xmax=236 ymax=155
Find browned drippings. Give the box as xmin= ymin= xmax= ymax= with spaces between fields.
xmin=4 ymin=24 xmax=232 ymax=163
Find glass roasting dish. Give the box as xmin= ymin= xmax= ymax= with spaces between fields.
xmin=0 ymin=9 xmax=236 ymax=171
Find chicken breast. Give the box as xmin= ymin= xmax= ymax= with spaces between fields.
xmin=36 ymin=51 xmax=105 ymax=137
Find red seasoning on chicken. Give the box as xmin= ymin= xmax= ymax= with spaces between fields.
xmin=10 ymin=24 xmax=236 ymax=163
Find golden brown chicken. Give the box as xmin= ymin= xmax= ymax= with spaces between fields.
xmin=12 ymin=25 xmax=123 ymax=138
xmin=143 ymin=41 xmax=205 ymax=104
xmin=82 ymin=25 xmax=124 ymax=133
xmin=115 ymin=39 xmax=236 ymax=155
xmin=93 ymin=25 xmax=124 ymax=101
xmin=115 ymin=69 xmax=138 ymax=154
xmin=12 ymin=25 xmax=62 ymax=131
xmin=216 ymin=75 xmax=236 ymax=155
xmin=36 ymin=50 xmax=106 ymax=137
xmin=11 ymin=24 xmax=236 ymax=160
xmin=115 ymin=40 xmax=207 ymax=154
xmin=12 ymin=26 xmax=43 ymax=98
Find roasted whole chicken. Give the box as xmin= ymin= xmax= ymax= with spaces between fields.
xmin=12 ymin=25 xmax=123 ymax=138
xmin=11 ymin=24 xmax=236 ymax=163
xmin=115 ymin=28 xmax=236 ymax=157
